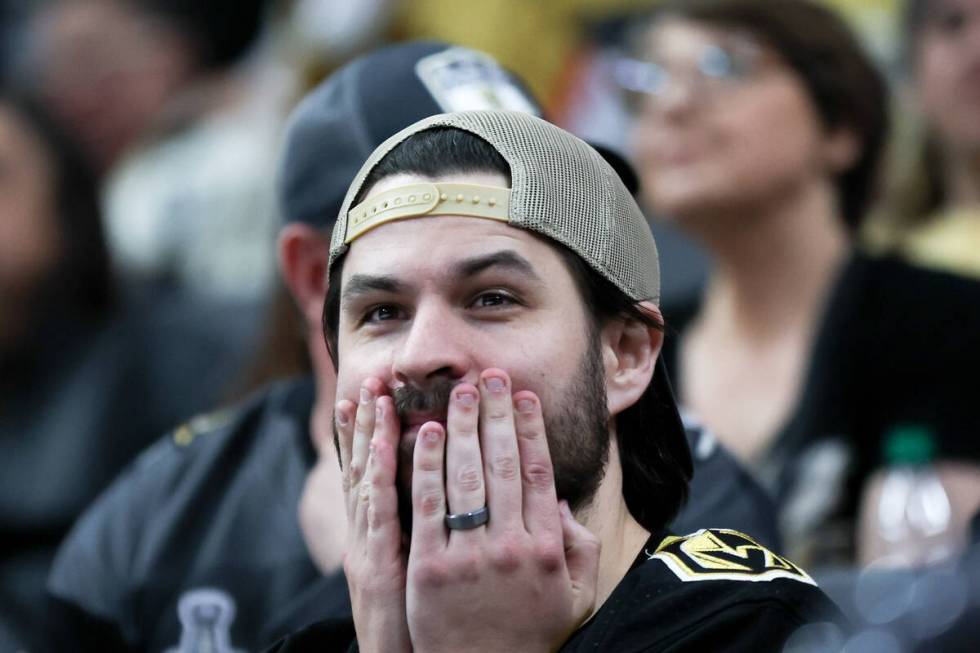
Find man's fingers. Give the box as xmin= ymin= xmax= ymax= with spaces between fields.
xmin=351 ymin=436 xmax=373 ymax=539
xmin=478 ymin=370 xmax=523 ymax=531
xmin=373 ymin=395 xmax=400 ymax=452
xmin=410 ymin=422 xmax=448 ymax=555
xmin=513 ymin=391 xmax=560 ymax=537
xmin=559 ymin=500 xmax=600 ymax=620
xmin=350 ymin=379 xmax=386 ymax=492
xmin=366 ymin=420 xmax=402 ymax=561
xmin=446 ymin=384 xmax=486 ymax=523
xmin=335 ymin=400 xmax=356 ymax=502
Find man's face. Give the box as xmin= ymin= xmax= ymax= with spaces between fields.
xmin=334 ymin=171 xmax=610 ymax=517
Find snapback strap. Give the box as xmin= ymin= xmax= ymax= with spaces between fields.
xmin=346 ymin=182 xmax=510 ymax=243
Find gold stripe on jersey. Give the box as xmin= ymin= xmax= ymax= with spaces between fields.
xmin=173 ymin=409 xmax=234 ymax=447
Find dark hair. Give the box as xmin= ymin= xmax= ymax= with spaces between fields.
xmin=132 ymin=0 xmax=268 ymax=69
xmin=642 ymin=0 xmax=890 ymax=231
xmin=0 ymin=88 xmax=115 ymax=318
xmin=227 ymin=282 xmax=313 ymax=402
xmin=322 ymin=127 xmax=689 ymax=533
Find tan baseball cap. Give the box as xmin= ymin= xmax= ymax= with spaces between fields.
xmin=330 ymin=109 xmax=693 ymax=498
xmin=330 ymin=110 xmax=661 ymax=306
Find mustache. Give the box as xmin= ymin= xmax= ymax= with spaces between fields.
xmin=392 ymin=378 xmax=457 ymax=421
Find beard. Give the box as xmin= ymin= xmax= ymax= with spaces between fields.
xmin=392 ymin=336 xmax=610 ymax=534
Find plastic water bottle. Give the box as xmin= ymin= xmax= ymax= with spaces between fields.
xmin=865 ymin=425 xmax=957 ymax=567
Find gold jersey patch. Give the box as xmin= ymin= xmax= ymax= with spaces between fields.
xmin=172 ymin=409 xmax=234 ymax=447
xmin=647 ymin=529 xmax=816 ymax=585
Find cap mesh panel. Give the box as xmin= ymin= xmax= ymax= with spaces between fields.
xmin=331 ymin=110 xmax=661 ymax=304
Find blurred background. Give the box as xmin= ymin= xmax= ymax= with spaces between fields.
xmin=1 ymin=0 xmax=979 ymax=651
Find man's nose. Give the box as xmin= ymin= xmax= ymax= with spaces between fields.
xmin=391 ymin=301 xmax=471 ymax=387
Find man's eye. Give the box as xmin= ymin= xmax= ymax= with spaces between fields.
xmin=365 ymin=304 xmax=402 ymax=322
xmin=473 ymin=292 xmax=515 ymax=308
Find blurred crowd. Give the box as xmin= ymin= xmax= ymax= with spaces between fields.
xmin=1 ymin=0 xmax=979 ymax=651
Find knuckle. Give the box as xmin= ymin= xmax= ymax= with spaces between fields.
xmin=490 ymin=454 xmax=519 ymax=481
xmin=584 ymin=531 xmax=602 ymax=549
xmin=453 ymin=424 xmax=478 ymax=438
xmin=348 ymin=462 xmax=364 ymax=484
xmin=413 ymin=561 xmax=449 ymax=589
xmin=486 ymin=407 xmax=510 ymax=422
xmin=455 ymin=464 xmax=484 ymax=493
xmin=533 ymin=541 xmax=564 ymax=573
xmin=451 ymin=552 xmax=481 ymax=582
xmin=417 ymin=490 xmax=444 ymax=517
xmin=517 ymin=422 xmax=544 ymax=440
xmin=366 ymin=504 xmax=380 ymax=529
xmin=489 ymin=539 xmax=523 ymax=573
xmin=522 ymin=462 xmax=553 ymax=489
xmin=416 ymin=454 xmax=442 ymax=473
xmin=354 ymin=412 xmax=372 ymax=432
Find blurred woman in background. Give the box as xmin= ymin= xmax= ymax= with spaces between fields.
xmin=868 ymin=0 xmax=980 ymax=278
xmin=0 ymin=87 xmax=252 ymax=650
xmin=622 ymin=0 xmax=980 ymax=566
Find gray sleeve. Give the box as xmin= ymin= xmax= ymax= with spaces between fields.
xmin=46 ymin=436 xmax=177 ymax=641
xmin=672 ymin=423 xmax=783 ymax=552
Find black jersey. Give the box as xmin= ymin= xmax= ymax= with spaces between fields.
xmin=45 ymin=378 xmax=779 ymax=652
xmin=265 ymin=528 xmax=846 ymax=653
xmin=44 ymin=379 xmax=349 ymax=652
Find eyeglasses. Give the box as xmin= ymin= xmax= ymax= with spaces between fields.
xmin=614 ymin=39 xmax=769 ymax=104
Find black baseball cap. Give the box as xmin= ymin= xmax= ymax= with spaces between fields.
xmin=277 ymin=41 xmax=541 ymax=228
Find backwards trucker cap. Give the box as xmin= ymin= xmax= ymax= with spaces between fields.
xmin=330 ymin=110 xmax=694 ymax=482
xmin=277 ymin=41 xmax=540 ymax=228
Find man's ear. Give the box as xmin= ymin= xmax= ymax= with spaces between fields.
xmin=602 ymin=301 xmax=664 ymax=417
xmin=278 ymin=223 xmax=330 ymax=328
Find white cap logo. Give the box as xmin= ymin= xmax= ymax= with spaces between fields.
xmin=415 ymin=47 xmax=540 ymax=116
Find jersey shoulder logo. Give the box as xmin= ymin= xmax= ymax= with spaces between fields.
xmin=165 ymin=588 xmax=244 ymax=653
xmin=647 ymin=528 xmax=816 ymax=585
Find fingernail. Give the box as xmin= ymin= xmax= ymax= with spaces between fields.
xmin=422 ymin=427 xmax=441 ymax=445
xmin=360 ymin=386 xmax=374 ymax=403
xmin=559 ymin=500 xmax=570 ymax=517
xmin=336 ymin=408 xmax=349 ymax=427
xmin=375 ymin=402 xmax=384 ymax=418
xmin=485 ymin=376 xmax=505 ymax=393
xmin=456 ymin=390 xmax=477 ymax=407
xmin=517 ymin=398 xmax=535 ymax=413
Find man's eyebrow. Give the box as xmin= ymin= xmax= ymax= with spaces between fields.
xmin=341 ymin=274 xmax=405 ymax=303
xmin=451 ymin=250 xmax=542 ymax=280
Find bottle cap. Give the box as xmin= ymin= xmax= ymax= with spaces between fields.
xmin=883 ymin=424 xmax=936 ymax=465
